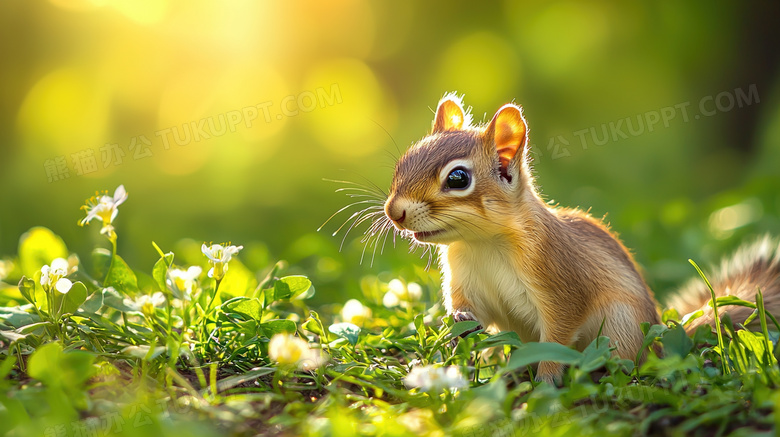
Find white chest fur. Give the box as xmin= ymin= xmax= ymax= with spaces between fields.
xmin=440 ymin=242 xmax=542 ymax=342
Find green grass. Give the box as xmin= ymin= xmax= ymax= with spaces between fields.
xmin=1 ymin=213 xmax=780 ymax=436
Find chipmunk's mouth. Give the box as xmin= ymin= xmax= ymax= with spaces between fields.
xmin=413 ymin=229 xmax=445 ymax=242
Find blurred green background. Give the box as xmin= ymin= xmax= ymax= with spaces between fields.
xmin=1 ymin=1 xmax=779 ymax=306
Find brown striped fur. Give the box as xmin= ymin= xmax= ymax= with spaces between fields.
xmin=669 ymin=236 xmax=780 ymax=332
xmin=384 ymin=93 xmax=778 ymax=384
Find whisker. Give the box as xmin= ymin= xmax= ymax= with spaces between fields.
xmin=335 ymin=186 xmax=386 ymax=198
xmin=379 ymin=221 xmax=394 ymax=255
xmin=341 ymin=210 xmax=385 ymax=250
xmin=369 ymin=219 xmax=393 ymax=263
xmin=323 ymin=177 xmax=387 ymax=200
xmin=339 ymin=170 xmax=389 ymax=199
xmin=368 ymin=118 xmax=402 ymax=160
xmin=320 ymin=200 xmax=383 ymax=233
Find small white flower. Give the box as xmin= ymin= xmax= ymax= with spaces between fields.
xmin=202 ymin=243 xmax=243 ymax=281
xmin=123 ymin=292 xmax=166 ymax=314
xmin=383 ymin=290 xmax=401 ymax=308
xmin=341 ymin=299 xmax=372 ymax=326
xmin=383 ymin=279 xmax=422 ymax=308
xmin=268 ymin=333 xmax=327 ymax=370
xmin=79 ymin=185 xmax=128 ymax=237
xmin=167 ymin=266 xmax=202 ymax=299
xmin=388 ymin=279 xmax=405 ymax=295
xmin=404 ymin=365 xmax=468 ymax=393
xmin=406 ymin=282 xmax=423 ymax=301
xmin=40 ymin=258 xmax=73 ymax=294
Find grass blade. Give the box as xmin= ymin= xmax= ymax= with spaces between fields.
xmin=689 ymin=259 xmax=729 ymax=375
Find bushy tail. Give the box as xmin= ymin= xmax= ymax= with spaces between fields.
xmin=667 ymin=236 xmax=780 ymax=333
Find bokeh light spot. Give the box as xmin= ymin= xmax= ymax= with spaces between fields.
xmin=435 ymin=32 xmax=521 ymax=111
xmin=108 ymin=0 xmax=168 ymax=26
xmin=16 ymin=68 xmax=110 ymax=158
xmin=304 ymin=58 xmax=396 ymax=157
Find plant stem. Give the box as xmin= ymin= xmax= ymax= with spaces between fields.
xmin=689 ymin=259 xmax=729 ymax=375
xmin=104 ymin=235 xmax=118 ymax=287
xmin=206 ymin=278 xmax=222 ymax=314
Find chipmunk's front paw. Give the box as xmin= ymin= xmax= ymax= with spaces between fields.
xmin=534 ymin=361 xmax=563 ymax=386
xmin=448 ymin=310 xmax=482 ymax=348
xmin=452 ymin=310 xmax=478 ymax=324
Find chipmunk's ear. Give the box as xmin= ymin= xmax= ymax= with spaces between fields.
xmin=432 ymin=96 xmax=466 ymax=133
xmin=485 ymin=104 xmax=528 ymax=182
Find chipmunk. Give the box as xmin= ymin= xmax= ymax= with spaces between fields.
xmin=381 ymin=93 xmax=780 ymax=384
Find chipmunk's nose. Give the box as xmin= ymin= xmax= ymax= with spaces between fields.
xmin=385 ymin=197 xmax=407 ymax=227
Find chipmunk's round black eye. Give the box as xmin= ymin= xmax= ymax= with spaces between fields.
xmin=446 ymin=168 xmax=470 ymax=190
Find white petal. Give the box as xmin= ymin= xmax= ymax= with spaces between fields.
xmin=151 ymin=292 xmax=166 ymax=306
xmin=383 ymin=291 xmax=400 ymax=308
xmin=224 ymin=245 xmax=242 ymax=258
xmin=40 ymin=266 xmax=50 ymax=286
xmin=122 ymin=297 xmax=139 ymax=311
xmin=51 ymin=258 xmax=69 ymax=272
xmin=82 ymin=209 xmax=100 ymax=223
xmin=407 ymin=283 xmax=423 ymax=300
xmin=113 ymin=185 xmax=128 ymax=205
xmin=55 ymin=278 xmax=72 ymax=294
xmin=207 ymin=267 xmax=215 ymax=278
xmin=388 ymin=279 xmax=405 ymax=296
xmin=187 ymin=266 xmax=202 ymax=278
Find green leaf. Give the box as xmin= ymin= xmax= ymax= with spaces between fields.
xmin=450 ymin=320 xmax=481 ymax=338
xmin=28 ymin=342 xmax=95 ymax=388
xmin=265 ymin=276 xmax=313 ymax=305
xmin=413 ymin=313 xmax=425 ymax=335
xmin=225 ymin=297 xmax=262 ymax=321
xmin=80 ymin=289 xmax=104 ymax=314
xmin=16 ymin=321 xmax=49 ymax=334
xmin=134 ymin=269 xmax=158 ymax=294
xmin=661 ymin=308 xmax=680 ymax=324
xmin=281 ymin=276 xmax=313 ymax=300
xmin=152 ymin=252 xmax=175 ymax=293
xmin=253 ymin=260 xmax=286 ymax=298
xmin=661 ymin=323 xmax=693 ymax=358
xmin=18 ymin=227 xmax=68 ymax=278
xmin=302 ymin=311 xmax=324 ymax=336
xmin=503 ymin=342 xmax=583 ymax=373
xmin=713 ymin=295 xmax=756 ymax=309
xmin=215 ymin=367 xmax=275 ymax=392
xmin=92 ymin=248 xmax=111 ymax=281
xmin=0 ymin=330 xmax=27 ymax=343
xmin=105 ymin=254 xmax=139 ymax=293
xmin=218 ymin=259 xmax=257 ymax=298
xmin=61 ymin=282 xmax=87 ymax=315
xmin=101 ymin=287 xmax=134 ymax=312
xmin=636 ymin=324 xmax=667 ymax=364
xmin=680 ymin=309 xmax=704 ymax=327
xmin=260 ymin=319 xmax=297 ymax=338
xmin=0 ymin=307 xmax=40 ymax=328
xmin=329 ymin=322 xmax=361 ymax=346
xmin=578 ymin=336 xmax=612 ymax=372
xmin=121 ymin=345 xmax=166 ymax=360
xmin=472 ymin=379 xmax=507 ymax=404
xmin=17 ymin=277 xmax=36 ymax=306
xmin=473 ymin=331 xmax=523 ymax=350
